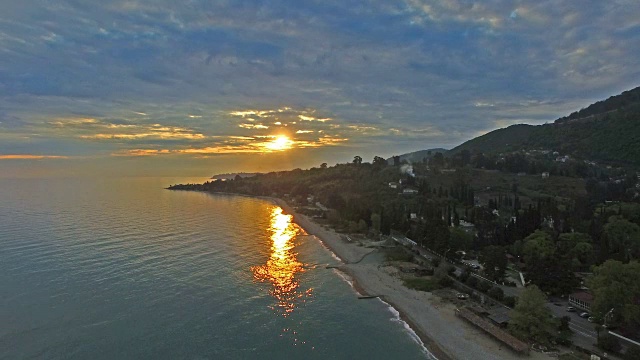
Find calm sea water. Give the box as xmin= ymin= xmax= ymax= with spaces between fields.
xmin=0 ymin=177 xmax=431 ymax=359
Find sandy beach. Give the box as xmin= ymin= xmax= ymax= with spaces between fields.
xmin=274 ymin=198 xmax=552 ymax=360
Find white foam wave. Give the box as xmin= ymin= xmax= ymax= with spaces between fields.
xmin=306 ymin=234 xmax=343 ymax=262
xmin=331 ymin=269 xmax=363 ymax=295
xmin=378 ymin=298 xmax=438 ymax=360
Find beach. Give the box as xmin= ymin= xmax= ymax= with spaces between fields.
xmin=274 ymin=198 xmax=552 ymax=360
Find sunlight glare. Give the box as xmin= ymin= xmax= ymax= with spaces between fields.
xmin=251 ymin=207 xmax=311 ymax=317
xmin=265 ymin=135 xmax=294 ymax=151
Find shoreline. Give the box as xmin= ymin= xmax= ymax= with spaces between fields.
xmin=271 ymin=198 xmax=453 ymax=359
xmin=340 ymin=266 xmax=450 ymax=360
xmin=270 ymin=197 xmax=549 ymax=360
xmin=186 ymin=191 xmax=548 ymax=360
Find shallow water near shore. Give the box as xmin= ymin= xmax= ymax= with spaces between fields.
xmin=0 ymin=177 xmax=432 ymax=359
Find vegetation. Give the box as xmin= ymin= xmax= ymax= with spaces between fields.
xmin=508 ymin=285 xmax=558 ymax=345
xmin=598 ymin=333 xmax=621 ymax=353
xmin=625 ymin=345 xmax=640 ymax=360
xmin=588 ymin=260 xmax=640 ymax=332
xmin=170 ymin=85 xmax=640 ymax=345
xmin=451 ymin=86 xmax=640 ymax=166
xmin=402 ymin=277 xmax=443 ymax=292
xmin=384 ymin=247 xmax=414 ymax=262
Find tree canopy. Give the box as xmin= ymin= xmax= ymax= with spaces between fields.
xmin=508 ymin=285 xmax=558 ymax=345
xmin=588 ymin=260 xmax=640 ymax=330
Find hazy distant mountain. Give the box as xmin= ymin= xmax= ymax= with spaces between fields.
xmin=387 ymin=148 xmax=448 ymax=164
xmin=449 ymin=86 xmax=640 ymax=165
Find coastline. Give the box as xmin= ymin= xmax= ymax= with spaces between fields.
xmin=271 ymin=197 xmax=548 ymax=360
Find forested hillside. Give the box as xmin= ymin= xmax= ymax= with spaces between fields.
xmin=449 ymin=87 xmax=640 ymax=166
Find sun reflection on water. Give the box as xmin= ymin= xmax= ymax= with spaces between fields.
xmin=251 ymin=207 xmax=311 ymax=316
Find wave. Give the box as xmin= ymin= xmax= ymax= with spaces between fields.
xmin=380 ymin=298 xmax=438 ymax=360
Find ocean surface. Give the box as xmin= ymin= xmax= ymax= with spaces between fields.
xmin=0 ymin=177 xmax=432 ymax=359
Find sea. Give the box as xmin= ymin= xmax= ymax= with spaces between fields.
xmin=0 ymin=177 xmax=433 ymax=359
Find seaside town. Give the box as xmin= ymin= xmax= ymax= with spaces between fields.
xmin=169 ymin=87 xmax=640 ymax=360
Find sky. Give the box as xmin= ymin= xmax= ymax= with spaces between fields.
xmin=1 ymin=0 xmax=639 ymax=177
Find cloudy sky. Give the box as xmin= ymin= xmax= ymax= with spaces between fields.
xmin=1 ymin=1 xmax=639 ymax=177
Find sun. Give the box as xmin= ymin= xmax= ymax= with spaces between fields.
xmin=265 ymin=135 xmax=294 ymax=151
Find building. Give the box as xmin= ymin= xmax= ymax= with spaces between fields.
xmin=541 ymin=172 xmax=550 ymax=178
xmin=569 ymin=291 xmax=594 ymax=311
xmin=487 ymin=308 xmax=511 ymax=327
xmin=402 ymin=188 xmax=418 ymax=195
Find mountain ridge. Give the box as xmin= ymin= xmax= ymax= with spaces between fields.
xmin=390 ymin=86 xmax=640 ymax=166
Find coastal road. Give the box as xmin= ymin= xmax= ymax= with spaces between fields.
xmin=404 ymin=240 xmax=603 ymax=353
xmin=546 ymin=300 xmax=598 ymax=351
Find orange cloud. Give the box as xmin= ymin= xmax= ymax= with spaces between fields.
xmin=111 ymin=149 xmax=172 ymax=156
xmin=0 ymin=154 xmax=69 ymax=160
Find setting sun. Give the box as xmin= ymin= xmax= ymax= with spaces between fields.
xmin=265 ymin=135 xmax=294 ymax=151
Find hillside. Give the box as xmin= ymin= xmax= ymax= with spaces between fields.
xmin=388 ymin=148 xmax=448 ymax=164
xmin=449 ymin=86 xmax=640 ymax=166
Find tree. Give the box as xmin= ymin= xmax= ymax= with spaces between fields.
xmin=320 ymin=162 xmax=328 ymax=169
xmin=556 ymin=316 xmax=572 ymax=345
xmin=358 ymin=219 xmax=368 ymax=233
xmin=522 ymin=230 xmax=555 ymax=264
xmin=422 ymin=218 xmax=450 ymax=253
xmin=557 ymin=232 xmax=592 ymax=254
xmin=588 ymin=260 xmax=640 ymax=329
xmin=371 ymin=213 xmax=381 ymax=234
xmin=598 ymin=333 xmax=621 ymax=353
xmin=526 ymin=253 xmax=578 ymax=296
xmin=604 ymin=216 xmax=640 ymax=261
xmin=508 ymin=285 xmax=558 ymax=345
xmin=481 ymin=245 xmax=507 ymax=281
xmin=432 ymin=152 xmax=445 ymax=168
xmin=556 ymin=232 xmax=594 ymax=271
xmin=449 ymin=228 xmax=472 ymax=252
xmin=624 ymin=345 xmax=640 ymax=360
xmin=372 ymin=156 xmax=387 ymax=167
xmin=353 ymin=155 xmax=362 ymax=165
xmin=488 ymin=286 xmax=504 ymax=301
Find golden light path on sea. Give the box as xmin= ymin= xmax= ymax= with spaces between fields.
xmin=251 ymin=207 xmax=311 ymax=316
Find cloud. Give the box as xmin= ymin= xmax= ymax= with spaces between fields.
xmin=0 ymin=113 xmax=28 ymax=128
xmin=0 ymin=154 xmax=69 ymax=160
xmin=0 ymin=0 xmax=638 ymax=173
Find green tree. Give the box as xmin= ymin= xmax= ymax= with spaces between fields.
xmin=522 ymin=230 xmax=555 ymax=264
xmin=353 ymin=155 xmax=363 ymax=165
xmin=604 ymin=216 xmax=640 ymax=261
xmin=320 ymin=162 xmax=328 ymax=169
xmin=481 ymin=245 xmax=507 ymax=281
xmin=348 ymin=221 xmax=359 ymax=233
xmin=557 ymin=232 xmax=592 ymax=254
xmin=508 ymin=285 xmax=558 ymax=345
xmin=556 ymin=316 xmax=572 ymax=345
xmin=588 ymin=260 xmax=640 ymax=329
xmin=371 ymin=213 xmax=381 ymax=234
xmin=449 ymin=227 xmax=473 ymax=252
xmin=358 ymin=219 xmax=368 ymax=233
xmin=556 ymin=232 xmax=594 ymax=270
xmin=526 ymin=253 xmax=578 ymax=296
xmin=488 ymin=286 xmax=504 ymax=301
